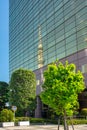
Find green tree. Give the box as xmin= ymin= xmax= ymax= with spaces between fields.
xmin=9 ymin=68 xmax=36 ymax=116
xmin=0 ymin=82 xmax=9 ymax=110
xmin=40 ymin=61 xmax=85 ymax=130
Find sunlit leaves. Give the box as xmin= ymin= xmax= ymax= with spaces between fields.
xmin=40 ymin=60 xmax=85 ymax=116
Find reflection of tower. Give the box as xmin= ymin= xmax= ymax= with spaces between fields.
xmin=38 ymin=26 xmax=44 ymax=68
xmin=35 ymin=26 xmax=44 ymax=118
xmin=38 ymin=25 xmax=44 ymax=83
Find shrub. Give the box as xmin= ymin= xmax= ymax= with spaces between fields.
xmin=15 ymin=117 xmax=87 ymax=125
xmin=15 ymin=117 xmax=57 ymax=124
xmin=67 ymin=119 xmax=87 ymax=125
xmin=81 ymin=108 xmax=87 ymax=116
xmin=15 ymin=117 xmax=29 ymax=123
xmin=29 ymin=118 xmax=45 ymax=123
xmin=29 ymin=118 xmax=58 ymax=124
xmin=0 ymin=109 xmax=14 ymax=122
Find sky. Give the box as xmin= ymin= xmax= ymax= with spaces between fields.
xmin=0 ymin=0 xmax=9 ymax=83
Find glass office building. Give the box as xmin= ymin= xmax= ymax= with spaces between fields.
xmin=9 ymin=0 xmax=87 ymax=117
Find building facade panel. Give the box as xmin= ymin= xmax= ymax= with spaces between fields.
xmin=9 ymin=0 xmax=87 ymax=78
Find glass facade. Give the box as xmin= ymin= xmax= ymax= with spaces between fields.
xmin=9 ymin=0 xmax=87 ymax=78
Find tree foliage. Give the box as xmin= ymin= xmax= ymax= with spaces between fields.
xmin=0 ymin=81 xmax=9 ymax=110
xmin=9 ymin=68 xmax=36 ymax=116
xmin=40 ymin=61 xmax=85 ymax=130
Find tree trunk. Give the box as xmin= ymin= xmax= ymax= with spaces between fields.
xmin=64 ymin=110 xmax=69 ymax=130
xmin=70 ymin=117 xmax=74 ymax=130
xmin=58 ymin=117 xmax=60 ymax=130
xmin=64 ymin=116 xmax=67 ymax=130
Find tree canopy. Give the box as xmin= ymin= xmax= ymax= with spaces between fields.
xmin=0 ymin=81 xmax=9 ymax=110
xmin=9 ymin=68 xmax=36 ymax=116
xmin=40 ymin=61 xmax=85 ymax=117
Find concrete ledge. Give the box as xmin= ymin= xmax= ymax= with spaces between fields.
xmin=2 ymin=122 xmax=14 ymax=127
xmin=18 ymin=121 xmax=30 ymax=126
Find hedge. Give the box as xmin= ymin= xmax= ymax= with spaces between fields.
xmin=67 ymin=119 xmax=87 ymax=125
xmin=15 ymin=117 xmax=87 ymax=125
